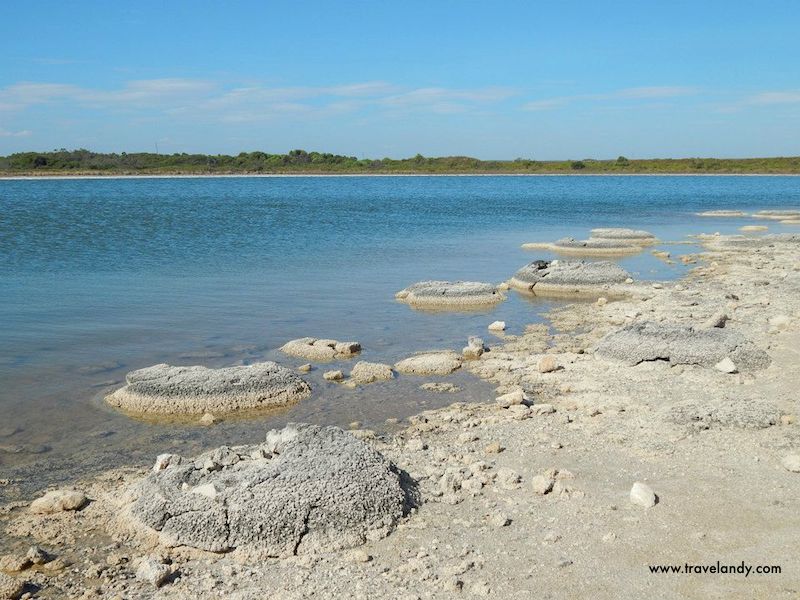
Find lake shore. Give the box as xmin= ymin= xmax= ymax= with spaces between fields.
xmin=1 ymin=231 xmax=798 ymax=599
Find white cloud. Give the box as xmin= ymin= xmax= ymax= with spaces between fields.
xmin=745 ymin=91 xmax=800 ymax=105
xmin=0 ymin=128 xmax=32 ymax=137
xmin=523 ymin=86 xmax=698 ymax=111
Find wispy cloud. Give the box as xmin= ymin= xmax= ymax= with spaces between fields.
xmin=0 ymin=128 xmax=32 ymax=137
xmin=744 ymin=90 xmax=800 ymax=105
xmin=522 ymin=86 xmax=698 ymax=111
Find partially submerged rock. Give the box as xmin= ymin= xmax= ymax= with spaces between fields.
xmin=589 ymin=228 xmax=657 ymax=245
xmin=395 ymin=281 xmax=505 ymax=308
xmin=509 ymin=260 xmax=631 ymax=297
xmin=120 ymin=424 xmax=410 ymax=558
xmin=394 ymin=351 xmax=462 ymax=376
xmin=596 ymin=322 xmax=771 ymax=371
xmin=106 ymin=362 xmax=311 ymax=415
xmin=523 ymin=237 xmax=642 ymax=256
xmin=751 ymin=209 xmax=800 ymax=220
xmin=349 ymin=361 xmax=394 ymax=385
xmin=280 ymin=338 xmax=361 ymax=362
xmin=696 ymin=210 xmax=747 ymax=217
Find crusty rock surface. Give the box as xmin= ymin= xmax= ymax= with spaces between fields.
xmin=279 ymin=338 xmax=361 ymax=362
xmin=29 ymin=490 xmax=87 ymax=514
xmin=106 ymin=362 xmax=311 ymax=415
xmin=662 ymin=398 xmax=781 ymax=430
xmin=348 ymin=361 xmax=395 ymax=385
xmin=509 ymin=260 xmax=631 ymax=297
xmin=395 ymin=281 xmax=504 ymax=308
xmin=0 ymin=573 xmax=24 ymax=600
xmin=595 ymin=322 xmax=771 ymax=370
xmin=522 ymin=238 xmax=642 ymax=256
xmin=394 ymin=351 xmax=462 ymax=376
xmin=121 ymin=424 xmax=410 ymax=558
xmin=589 ymin=228 xmax=657 ymax=245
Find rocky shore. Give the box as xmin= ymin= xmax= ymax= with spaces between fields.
xmin=1 ymin=232 xmax=799 ymax=599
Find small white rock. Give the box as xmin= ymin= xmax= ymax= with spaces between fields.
xmin=714 ymin=357 xmax=738 ymax=374
xmin=323 ymin=370 xmax=344 ymax=381
xmin=29 ymin=490 xmax=87 ymax=514
xmin=488 ymin=321 xmax=506 ymax=332
xmin=136 ymin=557 xmax=172 ymax=588
xmin=629 ymin=482 xmax=657 ymax=508
xmin=781 ymin=454 xmax=800 ymax=473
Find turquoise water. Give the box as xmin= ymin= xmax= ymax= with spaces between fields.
xmin=1 ymin=175 xmax=799 ymax=496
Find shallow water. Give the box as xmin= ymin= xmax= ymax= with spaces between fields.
xmin=1 ymin=175 xmax=799 ymax=498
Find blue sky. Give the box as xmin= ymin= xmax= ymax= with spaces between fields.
xmin=1 ymin=0 xmax=799 ymax=159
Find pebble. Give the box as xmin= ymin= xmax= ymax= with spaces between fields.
xmin=714 ymin=357 xmax=738 ymax=374
xmin=495 ymin=389 xmax=524 ymax=408
xmin=629 ymin=482 xmax=657 ymax=508
xmin=29 ymin=489 xmax=87 ymax=514
xmin=488 ymin=321 xmax=506 ymax=332
xmin=496 ymin=467 xmax=521 ymax=489
xmin=297 ymin=363 xmax=313 ymax=372
xmin=347 ymin=550 xmax=372 ymax=563
xmin=531 ymin=474 xmax=554 ymax=495
xmin=489 ymin=512 xmax=511 ymax=527
xmin=406 ymin=438 xmax=427 ymax=452
xmin=199 ymin=412 xmax=219 ymax=426
xmin=537 ymin=356 xmax=558 ymax=373
xmin=484 ymin=442 xmax=503 ymax=454
xmin=781 ymin=454 xmax=800 ymax=473
xmin=596 ymin=297 xmax=608 ymax=307
xmin=136 ymin=558 xmax=172 ymax=588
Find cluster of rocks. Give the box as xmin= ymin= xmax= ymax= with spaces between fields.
xmin=522 ymin=229 xmax=656 ymax=256
xmin=105 ymin=362 xmax=311 ymax=415
xmin=279 ymin=337 xmax=361 ymax=361
xmin=508 ymin=260 xmax=632 ymax=297
xmin=395 ymin=281 xmax=505 ymax=308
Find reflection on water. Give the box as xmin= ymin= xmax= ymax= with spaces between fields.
xmin=1 ymin=175 xmax=798 ymax=498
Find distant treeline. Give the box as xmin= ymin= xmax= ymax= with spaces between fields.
xmin=2 ymin=149 xmax=800 ymax=175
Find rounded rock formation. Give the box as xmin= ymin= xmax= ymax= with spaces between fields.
xmin=394 ymin=351 xmax=463 ymax=376
xmin=595 ymin=322 xmax=771 ymax=371
xmin=395 ymin=281 xmax=505 ymax=308
xmin=523 ymin=237 xmax=642 ymax=256
xmin=589 ymin=228 xmax=657 ymax=245
xmin=120 ymin=424 xmax=410 ymax=558
xmin=106 ymin=362 xmax=311 ymax=415
xmin=509 ymin=260 xmax=631 ymax=297
xmin=280 ymin=338 xmax=361 ymax=362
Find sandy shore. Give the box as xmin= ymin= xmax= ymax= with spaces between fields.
xmin=1 ymin=233 xmax=799 ymax=599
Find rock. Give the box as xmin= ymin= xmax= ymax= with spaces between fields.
xmin=199 ymin=412 xmax=219 ymax=426
xmin=596 ymin=322 xmax=770 ymax=371
xmin=29 ymin=489 xmax=87 ymax=514
xmin=405 ymin=438 xmax=427 ymax=452
xmin=782 ymin=455 xmax=800 ymax=473
xmin=462 ymin=336 xmax=485 ymax=360
xmin=106 ymin=362 xmax=311 ymax=415
xmin=496 ymin=468 xmax=521 ymax=489
xmin=596 ymin=296 xmax=608 ymax=307
xmin=122 ymin=424 xmax=410 ymax=557
xmin=394 ymin=352 xmax=462 ymax=376
xmin=24 ymin=547 xmax=48 ymax=566
xmin=531 ymin=403 xmax=556 ymax=415
xmin=136 ymin=557 xmax=172 ymax=588
xmin=703 ymin=312 xmax=729 ymax=329
xmin=696 ymin=210 xmax=747 ymax=217
xmin=395 ymin=281 xmax=505 ymax=308
xmin=0 ymin=573 xmax=24 ymax=600
xmin=590 ymin=228 xmax=657 ymax=244
xmin=279 ymin=338 xmax=361 ymax=362
xmin=488 ymin=321 xmax=506 ymax=332
xmin=662 ymin=398 xmax=780 ymax=431
xmin=629 ymin=482 xmax=657 ymax=508
xmin=531 ymin=474 xmax=555 ymax=495
xmin=769 ymin=315 xmax=791 ymax=331
xmin=509 ymin=260 xmax=631 ymax=297
xmin=484 ymin=442 xmax=503 ymax=454
xmin=538 ymin=356 xmax=558 ymax=373
xmin=153 ymin=453 xmax=182 ymax=472
xmin=420 ymin=382 xmax=460 ymax=393
xmin=349 ymin=361 xmax=394 ymax=385
xmin=740 ymin=225 xmax=769 ymax=232
xmin=489 ymin=512 xmax=511 ymax=527
xmin=323 ymin=370 xmax=344 ymax=381
xmin=496 ymin=389 xmax=525 ymax=408
xmin=0 ymin=555 xmax=30 ymax=573
xmin=297 ymin=363 xmax=313 ymax=373
xmin=714 ymin=357 xmax=738 ymax=374
xmin=523 ymin=237 xmax=642 ymax=256
xmin=347 ymin=549 xmax=371 ymax=563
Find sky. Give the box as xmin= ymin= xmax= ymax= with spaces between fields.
xmin=1 ymin=0 xmax=799 ymax=159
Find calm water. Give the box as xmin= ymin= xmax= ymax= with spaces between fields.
xmin=1 ymin=175 xmax=799 ymax=498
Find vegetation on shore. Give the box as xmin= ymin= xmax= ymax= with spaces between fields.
xmin=2 ymin=149 xmax=800 ymax=175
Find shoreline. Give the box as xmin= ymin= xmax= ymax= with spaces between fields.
xmin=3 ymin=172 xmax=800 ymax=180
xmin=1 ymin=232 xmax=799 ymax=598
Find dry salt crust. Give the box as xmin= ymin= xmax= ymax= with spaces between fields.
xmin=522 ymin=237 xmax=643 ymax=256
xmin=279 ymin=338 xmax=361 ymax=362
xmin=105 ymin=362 xmax=311 ymax=415
xmin=3 ymin=232 xmax=800 ymax=600
xmin=395 ymin=281 xmax=505 ymax=308
xmin=508 ymin=259 xmax=632 ymax=298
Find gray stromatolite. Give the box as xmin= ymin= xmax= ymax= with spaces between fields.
xmin=395 ymin=281 xmax=504 ymax=307
xmin=509 ymin=260 xmax=630 ymax=296
xmin=595 ymin=322 xmax=771 ymax=370
xmin=589 ymin=228 xmax=657 ymax=244
xmin=106 ymin=362 xmax=311 ymax=415
xmin=122 ymin=424 xmax=412 ymax=558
